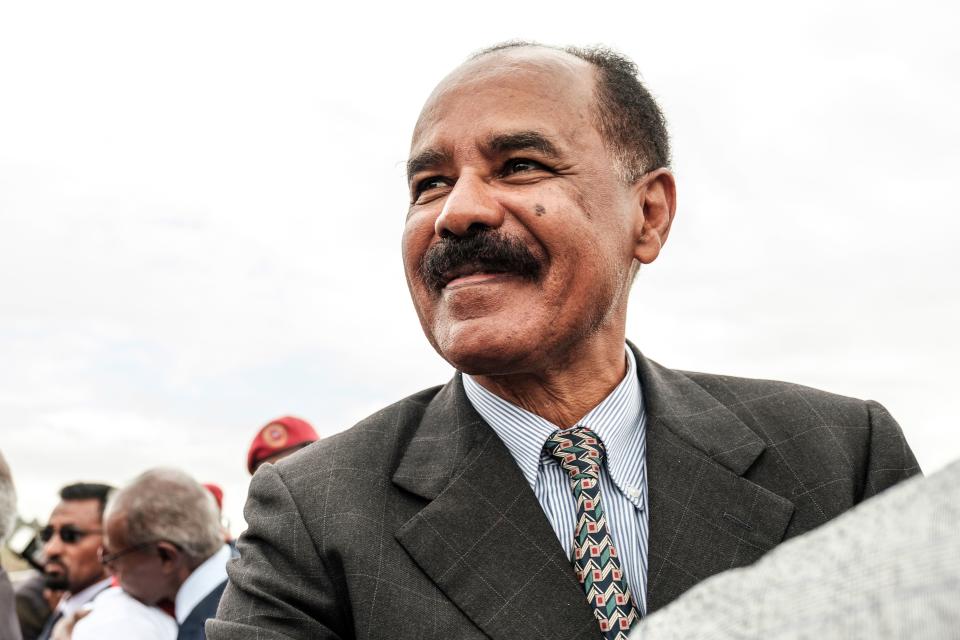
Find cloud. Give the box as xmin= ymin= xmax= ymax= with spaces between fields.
xmin=1 ymin=0 xmax=957 ymax=532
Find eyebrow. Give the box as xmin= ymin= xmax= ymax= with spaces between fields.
xmin=485 ymin=130 xmax=562 ymax=159
xmin=405 ymin=130 xmax=563 ymax=183
xmin=406 ymin=148 xmax=451 ymax=183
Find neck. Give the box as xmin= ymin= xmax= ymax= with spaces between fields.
xmin=471 ymin=336 xmax=628 ymax=428
xmin=171 ymin=553 xmax=207 ymax=596
xmin=71 ymin=573 xmax=107 ymax=597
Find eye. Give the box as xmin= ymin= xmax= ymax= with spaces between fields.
xmin=501 ymin=158 xmax=549 ymax=176
xmin=412 ymin=176 xmax=452 ymax=202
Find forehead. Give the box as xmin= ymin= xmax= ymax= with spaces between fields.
xmin=50 ymin=499 xmax=101 ymax=527
xmin=411 ymin=49 xmax=599 ymax=159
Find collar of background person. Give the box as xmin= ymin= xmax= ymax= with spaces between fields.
xmin=57 ymin=577 xmax=112 ymax=617
xmin=174 ymin=544 xmax=231 ymax=623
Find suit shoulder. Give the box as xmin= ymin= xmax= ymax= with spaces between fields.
xmin=273 ymin=384 xmax=444 ymax=475
xmin=677 ymin=369 xmax=874 ymax=424
xmin=680 ymin=369 xmax=868 ymax=406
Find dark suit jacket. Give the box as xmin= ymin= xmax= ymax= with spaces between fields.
xmin=210 ymin=347 xmax=920 ymax=640
xmin=1 ymin=567 xmax=23 ymax=640
xmin=178 ymin=579 xmax=226 ymax=640
xmin=12 ymin=573 xmax=48 ymax=640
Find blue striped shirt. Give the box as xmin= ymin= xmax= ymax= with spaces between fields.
xmin=463 ymin=346 xmax=649 ymax=613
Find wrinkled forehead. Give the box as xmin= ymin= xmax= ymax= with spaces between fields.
xmin=410 ymin=48 xmax=598 ymax=153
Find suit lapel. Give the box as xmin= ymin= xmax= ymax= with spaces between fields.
xmin=394 ymin=376 xmax=600 ymax=640
xmin=632 ymin=348 xmax=795 ymax=613
xmin=392 ymin=350 xmax=797 ymax=625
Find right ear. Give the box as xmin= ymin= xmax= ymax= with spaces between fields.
xmin=631 ymin=168 xmax=677 ymax=265
xmin=155 ymin=541 xmax=181 ymax=569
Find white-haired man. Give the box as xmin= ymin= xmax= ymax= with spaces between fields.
xmin=76 ymin=468 xmax=230 ymax=640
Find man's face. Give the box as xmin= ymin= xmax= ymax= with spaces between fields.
xmin=41 ymin=499 xmax=106 ymax=593
xmin=102 ymin=512 xmax=169 ymax=605
xmin=403 ymin=50 xmax=641 ymax=375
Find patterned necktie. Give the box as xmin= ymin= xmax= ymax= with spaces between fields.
xmin=545 ymin=426 xmax=639 ymax=640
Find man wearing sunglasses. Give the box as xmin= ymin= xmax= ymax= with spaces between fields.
xmin=36 ymin=483 xmax=113 ymax=640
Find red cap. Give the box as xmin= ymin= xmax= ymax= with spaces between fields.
xmin=247 ymin=416 xmax=319 ymax=474
xmin=203 ymin=483 xmax=224 ymax=511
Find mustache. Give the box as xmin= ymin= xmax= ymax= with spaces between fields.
xmin=43 ymin=559 xmax=66 ymax=572
xmin=418 ymin=229 xmax=542 ymax=292
xmin=44 ymin=571 xmax=69 ymax=590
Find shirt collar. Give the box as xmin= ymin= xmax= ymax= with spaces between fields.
xmin=174 ymin=544 xmax=231 ymax=624
xmin=59 ymin=577 xmax=112 ymax=617
xmin=464 ymin=345 xmax=646 ymax=510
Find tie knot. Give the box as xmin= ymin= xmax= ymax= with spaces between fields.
xmin=544 ymin=426 xmax=606 ymax=478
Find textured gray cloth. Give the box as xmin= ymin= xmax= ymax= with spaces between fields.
xmin=209 ymin=345 xmax=920 ymax=640
xmin=632 ymin=459 xmax=960 ymax=640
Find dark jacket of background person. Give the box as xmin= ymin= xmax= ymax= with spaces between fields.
xmin=209 ymin=348 xmax=919 ymax=640
xmin=178 ymin=581 xmax=226 ymax=640
xmin=630 ymin=458 xmax=960 ymax=640
xmin=1 ymin=567 xmax=23 ymax=640
xmin=14 ymin=574 xmax=52 ymax=640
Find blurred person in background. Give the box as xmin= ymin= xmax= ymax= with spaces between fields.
xmin=201 ymin=484 xmax=233 ymax=545
xmin=1 ymin=450 xmax=23 ymax=640
xmin=36 ymin=483 xmax=113 ymax=640
xmin=82 ymin=468 xmax=229 ymax=640
xmin=51 ymin=474 xmax=178 ymax=640
xmin=246 ymin=416 xmax=319 ymax=474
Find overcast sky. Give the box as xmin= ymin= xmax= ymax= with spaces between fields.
xmin=2 ymin=0 xmax=958 ymax=535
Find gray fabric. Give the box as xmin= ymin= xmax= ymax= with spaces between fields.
xmin=633 ymin=459 xmax=960 ymax=640
xmin=1 ymin=567 xmax=23 ymax=640
xmin=209 ymin=346 xmax=919 ymax=640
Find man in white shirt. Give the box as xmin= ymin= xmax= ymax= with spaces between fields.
xmin=96 ymin=468 xmax=229 ymax=640
xmin=67 ymin=586 xmax=177 ymax=640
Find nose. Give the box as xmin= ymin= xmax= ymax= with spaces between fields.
xmin=43 ymin=533 xmax=63 ymax=559
xmin=434 ymin=172 xmax=504 ymax=238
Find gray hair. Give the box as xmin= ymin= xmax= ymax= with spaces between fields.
xmin=0 ymin=451 xmax=17 ymax=543
xmin=106 ymin=468 xmax=222 ymax=562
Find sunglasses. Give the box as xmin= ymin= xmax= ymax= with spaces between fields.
xmin=99 ymin=539 xmax=183 ymax=568
xmin=39 ymin=525 xmax=103 ymax=545
xmin=98 ymin=541 xmax=157 ymax=567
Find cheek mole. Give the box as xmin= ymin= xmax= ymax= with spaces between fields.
xmin=534 ymin=204 xmax=546 ymax=216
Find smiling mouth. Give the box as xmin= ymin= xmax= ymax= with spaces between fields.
xmin=441 ymin=262 xmax=513 ymax=288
